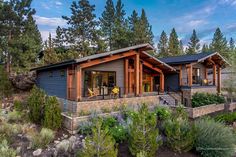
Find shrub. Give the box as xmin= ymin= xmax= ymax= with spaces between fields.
xmin=13 ymin=100 xmax=24 ymax=112
xmin=78 ymin=109 xmax=91 ymax=116
xmin=102 ymin=116 xmax=118 ymax=128
xmin=78 ymin=121 xmax=94 ymax=135
xmin=27 ymin=86 xmax=46 ymax=124
xmin=43 ymin=96 xmax=62 ymax=130
xmin=128 ymin=104 xmax=161 ymax=157
xmin=110 ymin=124 xmax=128 ymax=143
xmin=7 ymin=110 xmax=22 ymax=123
xmin=0 ymin=122 xmax=22 ymax=142
xmin=80 ymin=118 xmax=118 ymax=157
xmin=101 ymin=106 xmax=112 ymax=113
xmin=0 ymin=66 xmax=12 ymax=100
xmin=154 ymin=106 xmax=172 ymax=121
xmin=31 ymin=128 xmax=55 ymax=149
xmin=194 ymin=118 xmax=236 ymax=157
xmin=0 ymin=140 xmax=16 ymax=157
xmin=192 ymin=93 xmax=225 ymax=107
xmin=215 ymin=112 xmax=236 ymax=124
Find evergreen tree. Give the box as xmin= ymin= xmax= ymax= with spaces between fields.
xmin=128 ymin=10 xmax=139 ymax=45
xmin=112 ymin=0 xmax=129 ymax=49
xmin=81 ymin=118 xmax=118 ymax=157
xmin=186 ymin=29 xmax=200 ymax=54
xmin=0 ymin=65 xmax=12 ymax=100
xmin=179 ymin=40 xmax=185 ymax=54
xmin=168 ymin=28 xmax=181 ymax=56
xmin=62 ymin=0 xmax=99 ymax=57
xmin=128 ymin=104 xmax=161 ymax=157
xmin=99 ymin=0 xmax=115 ymax=50
xmin=210 ymin=28 xmax=228 ymax=58
xmin=43 ymin=33 xmax=59 ymax=65
xmin=229 ymin=37 xmax=235 ymax=52
xmin=157 ymin=31 xmax=168 ymax=57
xmin=202 ymin=44 xmax=210 ymax=52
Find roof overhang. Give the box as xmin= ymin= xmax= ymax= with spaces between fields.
xmin=197 ymin=52 xmax=230 ymax=67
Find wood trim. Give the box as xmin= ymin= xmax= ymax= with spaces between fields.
xmin=217 ymin=66 xmax=221 ymax=93
xmin=213 ymin=64 xmax=216 ymax=85
xmin=205 ymin=67 xmax=208 ymax=80
xmin=142 ymin=60 xmax=163 ymax=73
xmin=80 ymin=51 xmax=137 ymax=68
xmin=139 ymin=62 xmax=143 ymax=95
xmin=135 ymin=54 xmax=140 ymax=96
xmin=187 ymin=64 xmax=192 ymax=86
xmin=66 ymin=67 xmax=69 ymax=99
xmin=124 ymin=58 xmax=129 ymax=95
xmin=76 ymin=66 xmax=82 ymax=101
xmin=160 ymin=73 xmax=164 ymax=92
xmin=179 ymin=65 xmax=182 ymax=86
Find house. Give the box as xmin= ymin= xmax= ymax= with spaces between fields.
xmin=160 ymin=52 xmax=229 ymax=106
xmin=31 ymin=44 xmax=229 ymax=109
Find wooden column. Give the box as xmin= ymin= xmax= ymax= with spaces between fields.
xmin=139 ymin=62 xmax=143 ymax=95
xmin=213 ymin=64 xmax=216 ymax=85
xmin=76 ymin=66 xmax=82 ymax=101
xmin=160 ymin=73 xmax=164 ymax=92
xmin=187 ymin=64 xmax=192 ymax=87
xmin=134 ymin=54 xmax=140 ymax=96
xmin=217 ymin=66 xmax=221 ymax=93
xmin=204 ymin=67 xmax=208 ymax=80
xmin=124 ymin=59 xmax=129 ymax=95
xmin=150 ymin=77 xmax=153 ymax=92
xmin=179 ymin=65 xmax=182 ymax=86
xmin=128 ymin=66 xmax=132 ymax=93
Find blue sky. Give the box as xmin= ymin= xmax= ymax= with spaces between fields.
xmin=32 ymin=0 xmax=236 ymax=48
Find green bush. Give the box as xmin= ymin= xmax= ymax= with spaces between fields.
xmin=27 ymin=86 xmax=46 ymax=124
xmin=31 ymin=128 xmax=55 ymax=149
xmin=13 ymin=100 xmax=24 ymax=111
xmin=0 ymin=66 xmax=12 ymax=100
xmin=80 ymin=118 xmax=117 ymax=157
xmin=0 ymin=140 xmax=16 ymax=157
xmin=7 ymin=110 xmax=22 ymax=123
xmin=109 ymin=124 xmax=128 ymax=143
xmin=154 ymin=106 xmax=172 ymax=121
xmin=0 ymin=122 xmax=22 ymax=143
xmin=78 ymin=121 xmax=94 ymax=135
xmin=215 ymin=112 xmax=236 ymax=124
xmin=43 ymin=96 xmax=62 ymax=130
xmin=194 ymin=118 xmax=236 ymax=157
xmin=192 ymin=93 xmax=225 ymax=107
xmin=102 ymin=116 xmax=118 ymax=128
xmin=128 ymin=104 xmax=161 ymax=157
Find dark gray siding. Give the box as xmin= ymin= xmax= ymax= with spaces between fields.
xmin=36 ymin=68 xmax=67 ymax=99
xmin=164 ymin=73 xmax=180 ymax=91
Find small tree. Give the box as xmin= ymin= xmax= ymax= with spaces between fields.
xmin=128 ymin=104 xmax=161 ymax=157
xmin=43 ymin=96 xmax=62 ymax=130
xmin=27 ymin=86 xmax=46 ymax=124
xmin=0 ymin=66 xmax=12 ymax=100
xmin=80 ymin=118 xmax=118 ymax=157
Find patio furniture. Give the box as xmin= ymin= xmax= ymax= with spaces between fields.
xmin=110 ymin=86 xmax=119 ymax=98
xmin=88 ymin=88 xmax=98 ymax=99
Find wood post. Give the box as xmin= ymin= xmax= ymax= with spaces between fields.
xmin=217 ymin=66 xmax=221 ymax=93
xmin=76 ymin=66 xmax=82 ymax=101
xmin=139 ymin=62 xmax=143 ymax=95
xmin=187 ymin=64 xmax=192 ymax=87
xmin=205 ymin=67 xmax=208 ymax=80
xmin=160 ymin=73 xmax=164 ymax=92
xmin=213 ymin=64 xmax=216 ymax=85
xmin=124 ymin=59 xmax=129 ymax=95
xmin=134 ymin=54 xmax=140 ymax=96
xmin=179 ymin=65 xmax=182 ymax=86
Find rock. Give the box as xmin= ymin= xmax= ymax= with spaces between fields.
xmin=79 ymin=135 xmax=83 ymax=138
xmin=233 ymin=122 xmax=236 ymax=128
xmin=33 ymin=149 xmax=42 ymax=156
xmin=17 ymin=134 xmax=23 ymax=137
xmin=56 ymin=139 xmax=70 ymax=153
xmin=54 ymin=140 xmax=60 ymax=144
xmin=16 ymin=146 xmax=21 ymax=153
xmin=27 ymin=146 xmax=31 ymax=150
xmin=9 ymin=72 xmax=36 ymax=91
xmin=68 ymin=136 xmax=76 ymax=142
xmin=63 ymin=134 xmax=68 ymax=139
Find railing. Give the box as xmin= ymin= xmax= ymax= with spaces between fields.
xmin=181 ymin=77 xmax=214 ymax=86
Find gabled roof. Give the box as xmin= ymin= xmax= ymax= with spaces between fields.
xmin=31 ymin=43 xmax=175 ymax=72
xmin=159 ymin=52 xmax=229 ymax=66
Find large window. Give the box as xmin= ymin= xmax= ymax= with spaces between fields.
xmin=192 ymin=68 xmax=200 ymax=84
xmin=84 ymin=71 xmax=116 ymax=96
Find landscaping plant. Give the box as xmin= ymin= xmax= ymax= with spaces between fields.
xmin=194 ymin=118 xmax=236 ymax=157
xmin=155 ymin=106 xmax=172 ymax=121
xmin=0 ymin=140 xmax=16 ymax=157
xmin=215 ymin=111 xmax=236 ymax=124
xmin=191 ymin=93 xmax=225 ymax=107
xmin=79 ymin=118 xmax=118 ymax=157
xmin=43 ymin=96 xmax=62 ymax=130
xmin=128 ymin=104 xmax=161 ymax=157
xmin=0 ymin=66 xmax=12 ymax=100
xmin=27 ymin=86 xmax=46 ymax=124
xmin=31 ymin=128 xmax=55 ymax=149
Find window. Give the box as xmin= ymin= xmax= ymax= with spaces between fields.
xmin=192 ymin=68 xmax=200 ymax=84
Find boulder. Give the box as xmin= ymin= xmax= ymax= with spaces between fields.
xmin=33 ymin=149 xmax=42 ymax=156
xmin=10 ymin=72 xmax=36 ymax=91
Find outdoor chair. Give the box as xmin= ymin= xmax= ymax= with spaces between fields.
xmin=110 ymin=86 xmax=119 ymax=98
xmin=88 ymin=88 xmax=98 ymax=99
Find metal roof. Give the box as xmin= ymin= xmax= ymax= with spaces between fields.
xmin=31 ymin=43 xmax=154 ymax=71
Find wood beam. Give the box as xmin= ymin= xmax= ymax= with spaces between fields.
xmin=217 ymin=66 xmax=221 ymax=93
xmin=187 ymin=64 xmax=192 ymax=86
xmin=160 ymin=73 xmax=164 ymax=92
xmin=179 ymin=65 xmax=182 ymax=86
xmin=213 ymin=64 xmax=216 ymax=85
xmin=76 ymin=66 xmax=82 ymax=101
xmin=135 ymin=53 xmax=140 ymax=96
xmin=142 ymin=60 xmax=163 ymax=73
xmin=124 ymin=59 xmax=129 ymax=95
xmin=80 ymin=51 xmax=137 ymax=68
xmin=66 ymin=67 xmax=70 ymax=99
xmin=139 ymin=62 xmax=143 ymax=95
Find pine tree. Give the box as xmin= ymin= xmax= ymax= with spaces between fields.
xmin=43 ymin=33 xmax=59 ymax=65
xmin=210 ymin=28 xmax=228 ymax=58
xmin=168 ymin=28 xmax=180 ymax=56
xmin=128 ymin=10 xmax=139 ymax=45
xmin=229 ymin=37 xmax=235 ymax=52
xmin=112 ymin=0 xmax=129 ymax=49
xmin=186 ymin=29 xmax=200 ymax=54
xmin=99 ymin=0 xmax=115 ymax=50
xmin=128 ymin=104 xmax=161 ymax=157
xmin=179 ymin=40 xmax=185 ymax=54
xmin=81 ymin=118 xmax=118 ymax=157
xmin=202 ymin=44 xmax=209 ymax=52
xmin=157 ymin=31 xmax=168 ymax=57
xmin=62 ymin=0 xmax=98 ymax=57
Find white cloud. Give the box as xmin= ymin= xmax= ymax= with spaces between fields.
xmin=55 ymin=1 xmax=62 ymax=6
xmin=188 ymin=20 xmax=208 ymax=28
xmin=34 ymin=15 xmax=67 ymax=27
xmin=40 ymin=30 xmax=56 ymax=41
xmin=219 ymin=0 xmax=236 ymax=6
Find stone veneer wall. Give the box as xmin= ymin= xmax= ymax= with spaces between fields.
xmin=58 ymin=95 xmax=160 ymax=114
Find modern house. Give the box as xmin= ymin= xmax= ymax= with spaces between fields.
xmin=31 ymin=43 xmax=229 ymax=109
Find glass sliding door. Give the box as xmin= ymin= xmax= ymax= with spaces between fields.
xmin=84 ymin=71 xmax=116 ymax=96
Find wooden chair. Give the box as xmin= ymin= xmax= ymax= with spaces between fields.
xmin=110 ymin=86 xmax=119 ymax=98
xmin=88 ymin=88 xmax=98 ymax=99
